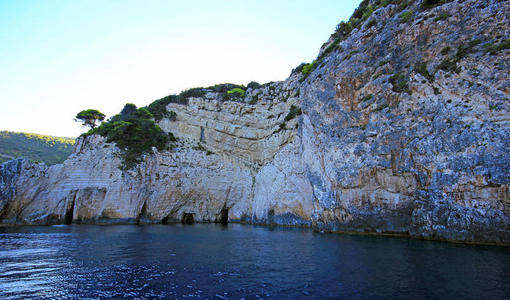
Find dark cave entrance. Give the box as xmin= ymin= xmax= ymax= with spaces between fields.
xmin=218 ymin=208 xmax=229 ymax=225
xmin=161 ymin=214 xmax=171 ymax=224
xmin=136 ymin=201 xmax=148 ymax=225
xmin=181 ymin=213 xmax=195 ymax=224
xmin=64 ymin=196 xmax=76 ymax=225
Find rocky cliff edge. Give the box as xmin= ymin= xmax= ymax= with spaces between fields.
xmin=1 ymin=0 xmax=509 ymax=244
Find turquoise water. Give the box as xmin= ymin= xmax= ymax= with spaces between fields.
xmin=0 ymin=224 xmax=509 ymax=299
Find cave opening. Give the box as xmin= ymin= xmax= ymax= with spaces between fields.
xmin=219 ymin=208 xmax=228 ymax=225
xmin=181 ymin=213 xmax=195 ymax=224
xmin=161 ymin=215 xmax=171 ymax=224
xmin=136 ymin=201 xmax=148 ymax=225
xmin=64 ymin=196 xmax=75 ymax=225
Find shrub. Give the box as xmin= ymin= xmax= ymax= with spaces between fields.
xmin=249 ymin=96 xmax=258 ymax=105
xmin=247 ymin=81 xmax=261 ymax=89
xmin=208 ymin=83 xmax=245 ymax=94
xmin=344 ymin=50 xmax=359 ymax=60
xmin=146 ymin=95 xmax=188 ymax=121
xmin=379 ymin=60 xmax=390 ymax=66
xmin=414 ymin=62 xmax=434 ymax=82
xmin=226 ymin=88 xmax=246 ymax=100
xmin=284 ymin=105 xmax=302 ymax=122
xmin=440 ymin=46 xmax=451 ymax=55
xmin=434 ymin=12 xmax=451 ymax=21
xmin=322 ymin=39 xmax=341 ymax=56
xmin=437 ymin=39 xmax=482 ymax=74
xmin=302 ymin=61 xmax=315 ymax=76
xmin=362 ymin=94 xmax=374 ymax=102
xmin=400 ymin=10 xmax=414 ymax=23
xmin=87 ymin=104 xmax=171 ymax=169
xmin=389 ymin=73 xmax=410 ymax=94
xmin=292 ymin=63 xmax=307 ymax=74
xmin=372 ymin=104 xmax=388 ymax=112
xmin=299 ymin=60 xmax=321 ymax=82
xmin=168 ymin=111 xmax=177 ymax=121
xmin=484 ymin=39 xmax=510 ymax=55
xmin=367 ymin=18 xmax=377 ymax=28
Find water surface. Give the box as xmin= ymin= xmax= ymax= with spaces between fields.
xmin=0 ymin=224 xmax=509 ymax=299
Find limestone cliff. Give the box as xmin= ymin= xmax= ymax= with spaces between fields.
xmin=1 ymin=0 xmax=509 ymax=244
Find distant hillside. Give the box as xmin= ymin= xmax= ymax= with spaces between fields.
xmin=0 ymin=131 xmax=75 ymax=165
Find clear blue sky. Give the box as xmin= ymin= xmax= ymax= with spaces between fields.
xmin=0 ymin=0 xmax=361 ymax=137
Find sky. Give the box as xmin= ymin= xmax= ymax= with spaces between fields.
xmin=0 ymin=0 xmax=361 ymax=137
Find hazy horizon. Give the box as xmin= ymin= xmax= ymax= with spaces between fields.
xmin=0 ymin=0 xmax=362 ymax=137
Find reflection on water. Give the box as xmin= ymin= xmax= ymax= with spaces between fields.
xmin=0 ymin=224 xmax=509 ymax=299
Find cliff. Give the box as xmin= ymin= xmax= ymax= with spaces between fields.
xmin=1 ymin=0 xmax=509 ymax=244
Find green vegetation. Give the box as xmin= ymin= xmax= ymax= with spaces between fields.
xmin=366 ymin=18 xmax=377 ymax=28
xmin=146 ymin=94 xmax=188 ymax=121
xmin=437 ymin=39 xmax=482 ymax=74
xmin=302 ymin=61 xmax=316 ymax=76
xmin=434 ymin=12 xmax=451 ymax=21
xmin=440 ymin=46 xmax=451 ymax=55
xmin=284 ymin=105 xmax=302 ymax=122
xmin=298 ymin=60 xmax=318 ymax=82
xmin=75 ymin=109 xmax=105 ymax=129
xmin=362 ymin=94 xmax=374 ymax=102
xmin=273 ymin=105 xmax=302 ymax=134
xmin=389 ymin=73 xmax=410 ymax=94
xmin=0 ymin=131 xmax=74 ymax=165
xmin=414 ymin=62 xmax=434 ymax=82
xmin=372 ymin=104 xmax=388 ymax=112
xmin=298 ymin=0 xmax=418 ymax=82
xmin=84 ymin=104 xmax=173 ymax=169
xmin=322 ymin=40 xmax=343 ymax=58
xmin=378 ymin=60 xmax=390 ymax=67
xmin=344 ymin=50 xmax=359 ymax=60
xmin=167 ymin=111 xmax=177 ymax=121
xmin=249 ymin=95 xmax=258 ymax=105
xmin=146 ymin=83 xmax=247 ymax=120
xmin=247 ymin=81 xmax=261 ymax=89
xmin=226 ymin=88 xmax=246 ymax=100
xmin=400 ymin=10 xmax=414 ymax=23
xmin=484 ymin=39 xmax=510 ymax=55
xmin=437 ymin=58 xmax=459 ymax=73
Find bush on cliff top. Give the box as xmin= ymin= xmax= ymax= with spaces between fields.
xmin=85 ymin=104 xmax=173 ymax=170
xmin=225 ymin=88 xmax=246 ymax=100
xmin=147 ymin=83 xmax=248 ymax=120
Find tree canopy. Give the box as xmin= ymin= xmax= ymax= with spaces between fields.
xmin=83 ymin=104 xmax=174 ymax=169
xmin=75 ymin=109 xmax=105 ymax=129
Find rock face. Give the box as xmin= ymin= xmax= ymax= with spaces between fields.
xmin=1 ymin=0 xmax=509 ymax=244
